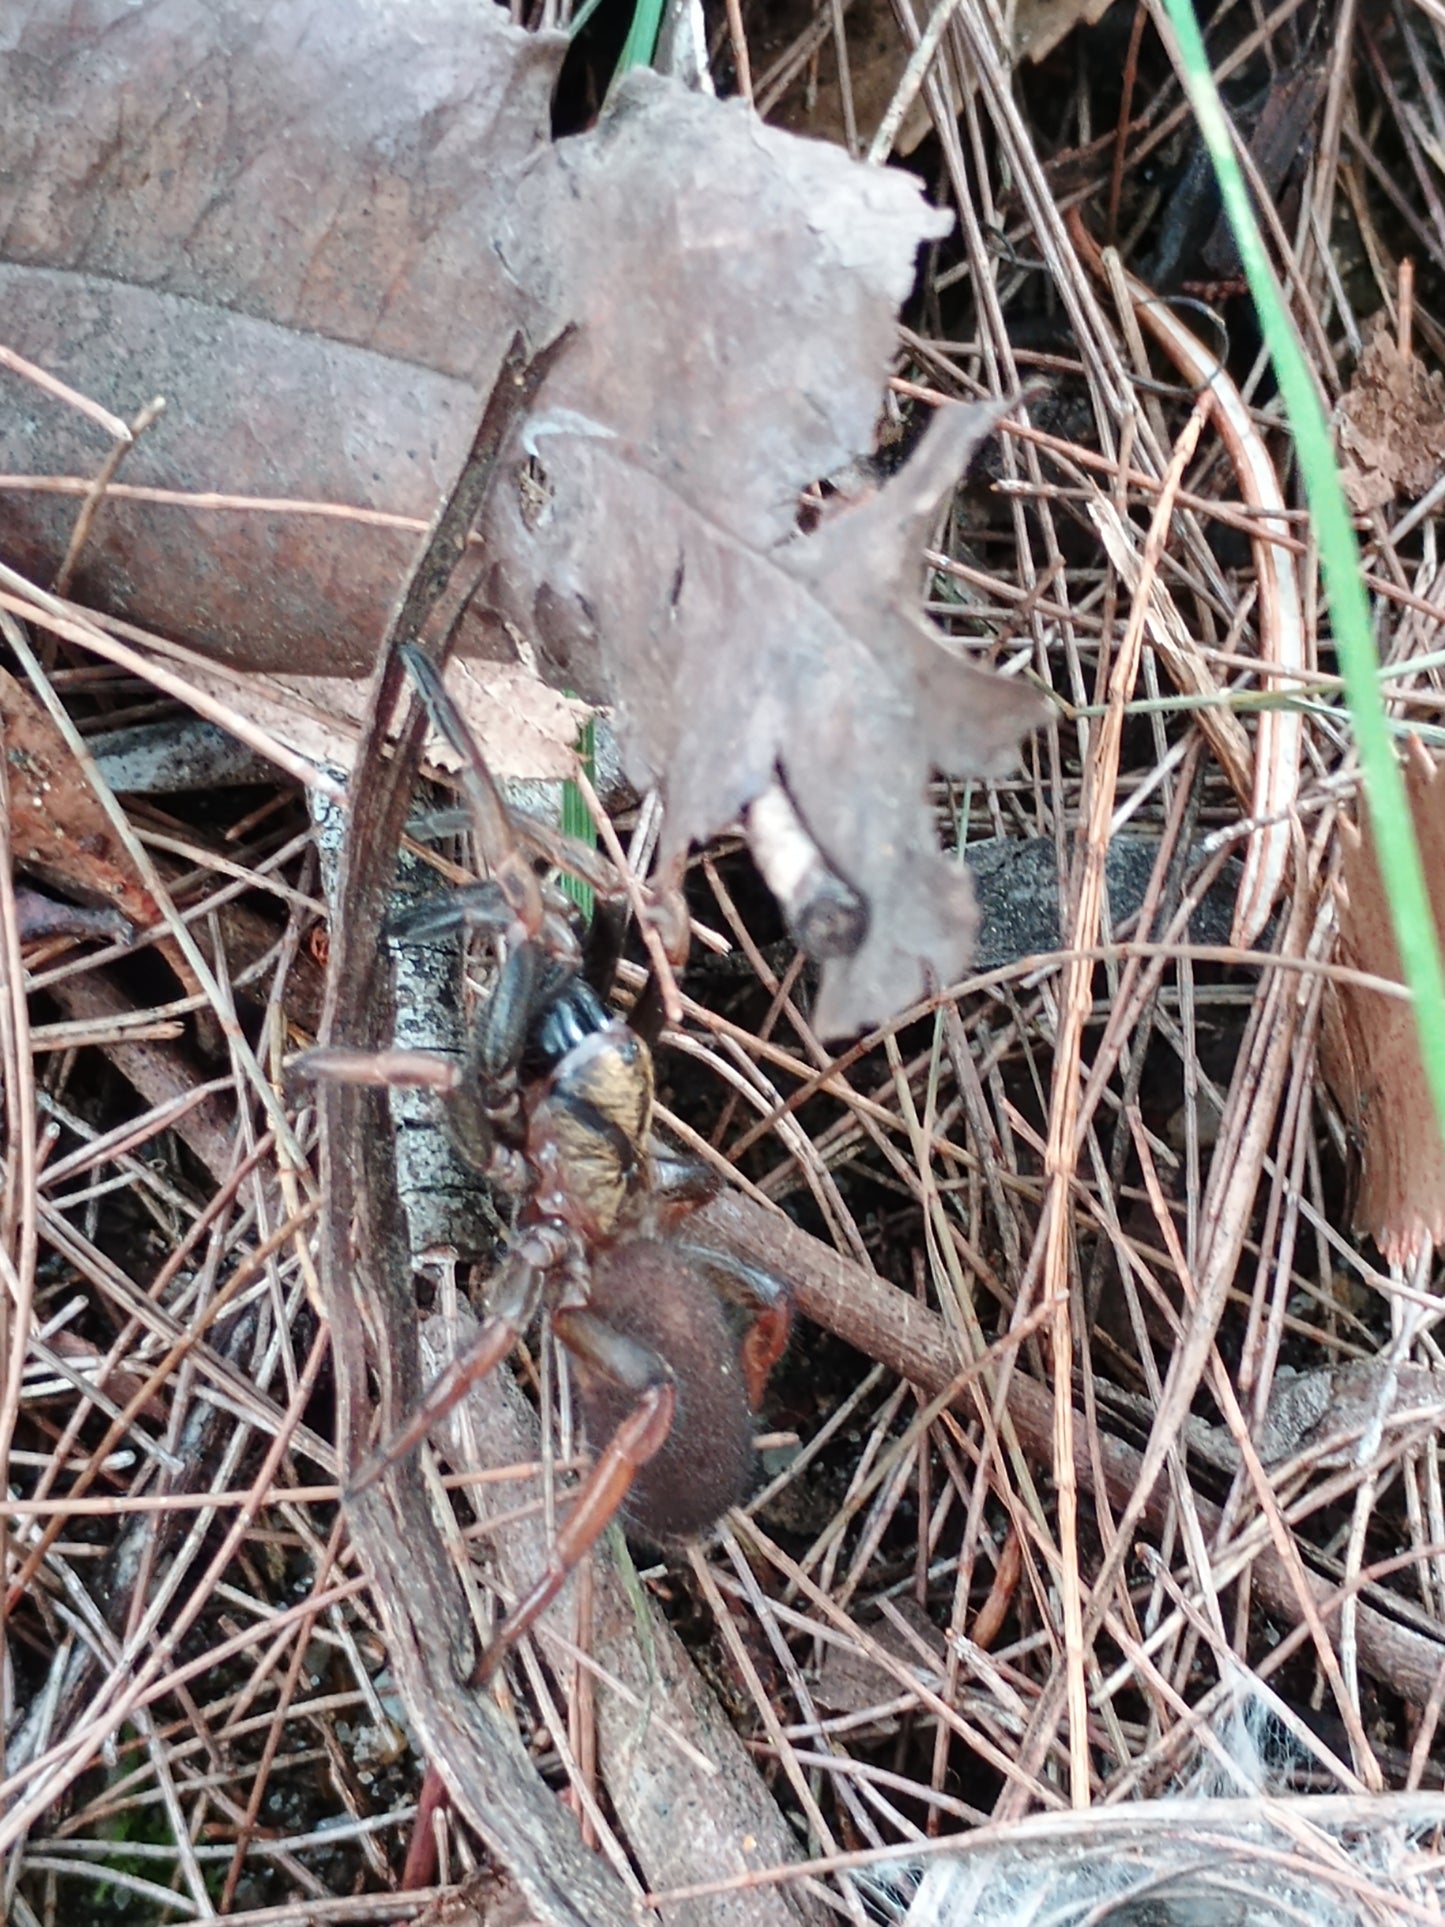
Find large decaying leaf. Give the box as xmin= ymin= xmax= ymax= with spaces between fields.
xmin=0 ymin=0 xmax=556 ymax=673
xmin=1323 ymin=738 xmax=1445 ymax=1265
xmin=0 ymin=0 xmax=1043 ymax=1032
xmin=510 ymin=392 xmax=1045 ymax=1036
xmin=477 ymin=77 xmax=1046 ymax=1032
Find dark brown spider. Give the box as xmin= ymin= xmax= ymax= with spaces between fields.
xmin=305 ymin=646 xmax=790 ymax=1685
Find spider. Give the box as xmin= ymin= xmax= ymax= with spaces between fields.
xmin=305 ymin=646 xmax=790 ymax=1685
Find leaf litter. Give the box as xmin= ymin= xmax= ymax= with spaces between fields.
xmin=6 ymin=0 xmax=1445 ymax=1922
xmin=1335 ymin=320 xmax=1445 ymax=513
xmin=1 ymin=2 xmax=1041 ymax=1035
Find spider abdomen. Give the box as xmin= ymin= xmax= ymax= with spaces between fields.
xmin=574 ymin=1237 xmax=758 ymax=1544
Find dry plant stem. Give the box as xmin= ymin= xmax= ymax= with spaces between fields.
xmin=0 ymin=1326 xmax=327 ymax=1853
xmin=690 ymin=1539 xmax=865 ymax=1924
xmin=0 ymin=608 xmax=313 ymax=1199
xmin=40 ymin=971 xmax=237 ymax=1178
xmin=866 ymin=0 xmax=967 ymax=164
xmin=219 ymin=1509 xmax=350 ymax=1910
xmin=0 ymin=341 xmax=132 ymax=441
xmin=0 ymin=572 xmax=343 ymax=801
xmin=5 ymin=1575 xmax=372 ymax=1827
xmin=1068 ymin=208 xmax=1305 ymax=946
xmin=0 ymin=828 xmax=37 ymax=1258
xmin=1107 ymin=0 xmax=1151 ymax=241
xmin=0 ymin=471 xmax=441 ymax=532
xmin=1036 ymin=393 xmax=1207 ymax=1808
xmin=1042 ymin=867 xmax=1315 ymax=1751
xmin=6 ymin=1194 xmax=324 ymax=1615
xmin=0 ymin=734 xmax=40 ymax=1710
xmin=723 ymin=0 xmax=752 ymax=100
xmin=53 ymin=394 xmax=166 ymax=597
xmin=1128 ymin=1119 xmax=1385 ymax=1788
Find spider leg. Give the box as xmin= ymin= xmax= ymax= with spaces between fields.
xmin=387 ymin=877 xmax=516 ymax=945
xmin=648 ymin=1153 xmax=722 ymax=1221
xmin=401 ymin=644 xmax=545 ymax=939
xmin=400 ymin=646 xmax=689 ymax=1005
xmin=391 ymin=877 xmax=582 ymax=976
xmin=290 ymin=1046 xmax=528 ymax=1188
xmin=472 ymin=1309 xmax=676 ymax=1686
xmin=346 ymin=1224 xmax=568 ymax=1499
xmin=291 ymin=1046 xmax=461 ymax=1095
xmin=416 ymin=779 xmax=632 ymax=914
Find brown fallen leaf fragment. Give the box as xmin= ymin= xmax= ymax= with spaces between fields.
xmin=479 ymin=68 xmax=1046 ymax=1031
xmin=0 ymin=0 xmax=558 ymax=671
xmin=1 ymin=664 xmax=159 ymax=930
xmin=0 ymin=3 xmax=950 ymax=685
xmin=1322 ymin=737 xmax=1445 ymax=1265
xmin=157 ymin=659 xmax=588 ymax=787
xmin=0 ymin=270 xmax=491 ymax=676
xmin=1335 ymin=321 xmax=1445 ymax=514
xmin=510 ymin=397 xmax=1045 ymax=1037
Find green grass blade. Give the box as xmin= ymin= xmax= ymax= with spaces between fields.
xmin=616 ymin=0 xmax=664 ymax=74
xmin=560 ymin=711 xmax=597 ymax=921
xmin=1160 ymin=0 xmax=1445 ymax=1155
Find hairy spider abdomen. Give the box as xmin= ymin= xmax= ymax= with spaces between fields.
xmin=575 ymin=1238 xmax=759 ymax=1544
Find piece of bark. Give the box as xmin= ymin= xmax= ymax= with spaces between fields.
xmin=1322 ymin=738 xmax=1445 ymax=1265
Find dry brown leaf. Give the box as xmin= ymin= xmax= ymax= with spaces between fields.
xmin=495 ymin=393 xmax=1046 ymax=1036
xmin=170 ymin=660 xmax=587 ymax=786
xmin=0 ymin=274 xmax=489 ymax=676
xmin=1335 ymin=322 xmax=1445 ymax=514
xmin=467 ymin=75 xmax=1048 ymax=1031
xmin=0 ymin=2 xmax=1041 ymax=1032
xmin=0 ymin=2 xmax=950 ymax=677
xmin=1 ymin=664 xmax=160 ymax=929
xmin=1322 ymin=737 xmax=1445 ymax=1265
xmin=0 ymin=0 xmax=555 ymax=671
